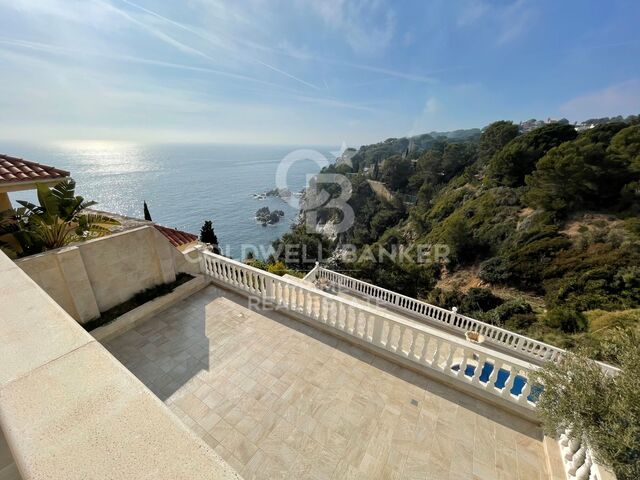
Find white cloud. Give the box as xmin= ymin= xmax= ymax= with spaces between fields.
xmin=307 ymin=0 xmax=396 ymax=55
xmin=456 ymin=0 xmax=537 ymax=45
xmin=559 ymin=79 xmax=640 ymax=120
xmin=457 ymin=1 xmax=489 ymax=27
xmin=0 ymin=0 xmax=117 ymax=27
xmin=497 ymin=0 xmax=537 ymax=45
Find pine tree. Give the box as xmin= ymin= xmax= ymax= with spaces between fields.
xmin=200 ymin=220 xmax=220 ymax=254
xmin=143 ymin=201 xmax=152 ymax=221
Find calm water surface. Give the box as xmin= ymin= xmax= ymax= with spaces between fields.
xmin=3 ymin=142 xmax=334 ymax=259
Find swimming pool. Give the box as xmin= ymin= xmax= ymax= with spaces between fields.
xmin=451 ymin=361 xmax=543 ymax=403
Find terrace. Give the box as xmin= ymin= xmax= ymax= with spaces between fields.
xmin=0 ymin=240 xmax=615 ymax=480
xmin=103 ymin=285 xmax=547 ymax=480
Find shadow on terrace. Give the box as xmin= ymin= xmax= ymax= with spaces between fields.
xmin=103 ymin=284 xmax=548 ymax=480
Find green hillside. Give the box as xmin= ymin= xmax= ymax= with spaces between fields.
xmin=269 ymin=116 xmax=640 ymax=358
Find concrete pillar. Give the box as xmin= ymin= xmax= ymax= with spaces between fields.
xmin=54 ymin=246 xmax=101 ymax=324
xmin=0 ymin=192 xmax=11 ymax=212
xmin=147 ymin=228 xmax=177 ymax=284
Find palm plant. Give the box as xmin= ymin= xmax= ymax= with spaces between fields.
xmin=0 ymin=179 xmax=119 ymax=257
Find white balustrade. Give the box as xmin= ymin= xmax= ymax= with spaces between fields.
xmin=313 ymin=267 xmax=619 ymax=373
xmin=200 ymin=251 xmax=541 ymax=411
xmin=201 ymin=253 xmax=617 ymax=480
xmin=558 ymin=430 xmax=615 ymax=480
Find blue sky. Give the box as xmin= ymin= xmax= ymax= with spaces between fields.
xmin=0 ymin=0 xmax=639 ymax=146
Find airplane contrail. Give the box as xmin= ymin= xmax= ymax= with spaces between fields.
xmin=115 ymin=0 xmax=322 ymax=90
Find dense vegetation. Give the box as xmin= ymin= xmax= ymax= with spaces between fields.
xmin=535 ymin=329 xmax=640 ymax=480
xmin=264 ymin=116 xmax=640 ymax=353
xmin=0 ymin=179 xmax=119 ymax=257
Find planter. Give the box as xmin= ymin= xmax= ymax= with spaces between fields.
xmin=91 ymin=274 xmax=209 ymax=342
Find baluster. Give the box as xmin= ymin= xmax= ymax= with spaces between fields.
xmin=443 ymin=344 xmax=455 ymax=372
xmin=470 ymin=354 xmax=487 ymax=386
xmin=306 ymin=290 xmax=313 ymax=317
xmin=431 ymin=339 xmax=442 ymax=367
xmin=458 ymin=350 xmax=470 ymax=379
xmin=329 ymin=301 xmax=337 ymax=327
xmin=347 ymin=307 xmax=356 ymax=334
xmin=395 ymin=326 xmax=406 ymax=354
xmin=284 ymin=284 xmax=291 ymax=308
xmin=568 ymin=445 xmax=587 ymax=476
xmin=575 ymin=449 xmax=593 ymax=480
xmin=409 ymin=332 xmax=421 ymax=359
xmin=318 ymin=296 xmax=325 ymax=322
xmin=418 ymin=336 xmax=430 ymax=364
xmin=358 ymin=312 xmax=367 ymax=338
xmin=248 ymin=271 xmax=255 ymax=293
xmin=374 ymin=317 xmax=386 ymax=346
xmin=500 ymin=367 xmax=518 ymax=400
xmin=300 ymin=288 xmax=307 ymax=314
xmin=297 ymin=287 xmax=305 ymax=312
xmin=406 ymin=329 xmax=416 ymax=357
xmin=366 ymin=315 xmax=374 ymax=342
xmin=292 ymin=287 xmax=302 ymax=312
xmin=565 ymin=437 xmax=582 ymax=462
xmin=487 ymin=360 xmax=502 ymax=390
xmin=518 ymin=379 xmax=533 ymax=406
xmin=341 ymin=305 xmax=349 ymax=331
xmin=287 ymin=285 xmax=294 ymax=310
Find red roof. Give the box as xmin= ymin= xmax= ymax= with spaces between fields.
xmin=153 ymin=224 xmax=198 ymax=248
xmin=0 ymin=154 xmax=70 ymax=184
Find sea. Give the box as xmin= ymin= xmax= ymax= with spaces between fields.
xmin=3 ymin=142 xmax=336 ymax=259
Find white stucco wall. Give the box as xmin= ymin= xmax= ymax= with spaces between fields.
xmin=15 ymin=226 xmax=192 ymax=324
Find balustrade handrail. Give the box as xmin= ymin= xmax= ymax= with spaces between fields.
xmin=199 ymin=252 xmax=616 ymax=478
xmin=313 ymin=266 xmax=618 ymax=375
xmin=313 ymin=266 xmax=564 ymax=360
xmin=202 ymin=253 xmax=538 ymax=369
xmin=199 ymin=251 xmax=542 ymax=411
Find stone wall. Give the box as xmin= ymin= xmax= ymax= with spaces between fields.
xmin=15 ymin=226 xmax=194 ymax=324
xmin=0 ymin=251 xmax=240 ymax=480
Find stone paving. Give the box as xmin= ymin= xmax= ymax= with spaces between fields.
xmin=103 ymin=285 xmax=550 ymax=480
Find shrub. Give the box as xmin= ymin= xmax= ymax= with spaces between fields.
xmin=460 ymin=288 xmax=503 ymax=313
xmin=479 ymin=257 xmax=511 ymax=283
xmin=504 ymin=313 xmax=537 ymax=331
xmin=534 ymin=329 xmax=640 ymax=479
xmin=545 ymin=308 xmax=588 ymax=333
xmin=267 ymin=261 xmax=288 ymax=276
xmin=483 ymin=298 xmax=533 ymax=326
xmin=584 ymin=309 xmax=640 ymax=334
xmin=426 ymin=288 xmax=465 ymax=310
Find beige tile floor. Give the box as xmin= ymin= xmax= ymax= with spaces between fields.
xmin=103 ymin=285 xmax=549 ymax=480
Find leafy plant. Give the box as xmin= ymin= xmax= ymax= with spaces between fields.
xmin=483 ymin=297 xmax=533 ymax=326
xmin=0 ymin=179 xmax=119 ymax=256
xmin=545 ymin=307 xmax=588 ymax=333
xmin=534 ymin=329 xmax=640 ymax=479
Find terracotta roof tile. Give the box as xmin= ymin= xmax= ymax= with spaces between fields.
xmin=153 ymin=224 xmax=198 ymax=248
xmin=0 ymin=154 xmax=70 ymax=185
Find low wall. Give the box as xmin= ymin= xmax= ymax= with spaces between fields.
xmin=0 ymin=251 xmax=240 ymax=480
xmin=15 ymin=226 xmax=197 ymax=324
xmin=91 ymin=274 xmax=209 ymax=342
